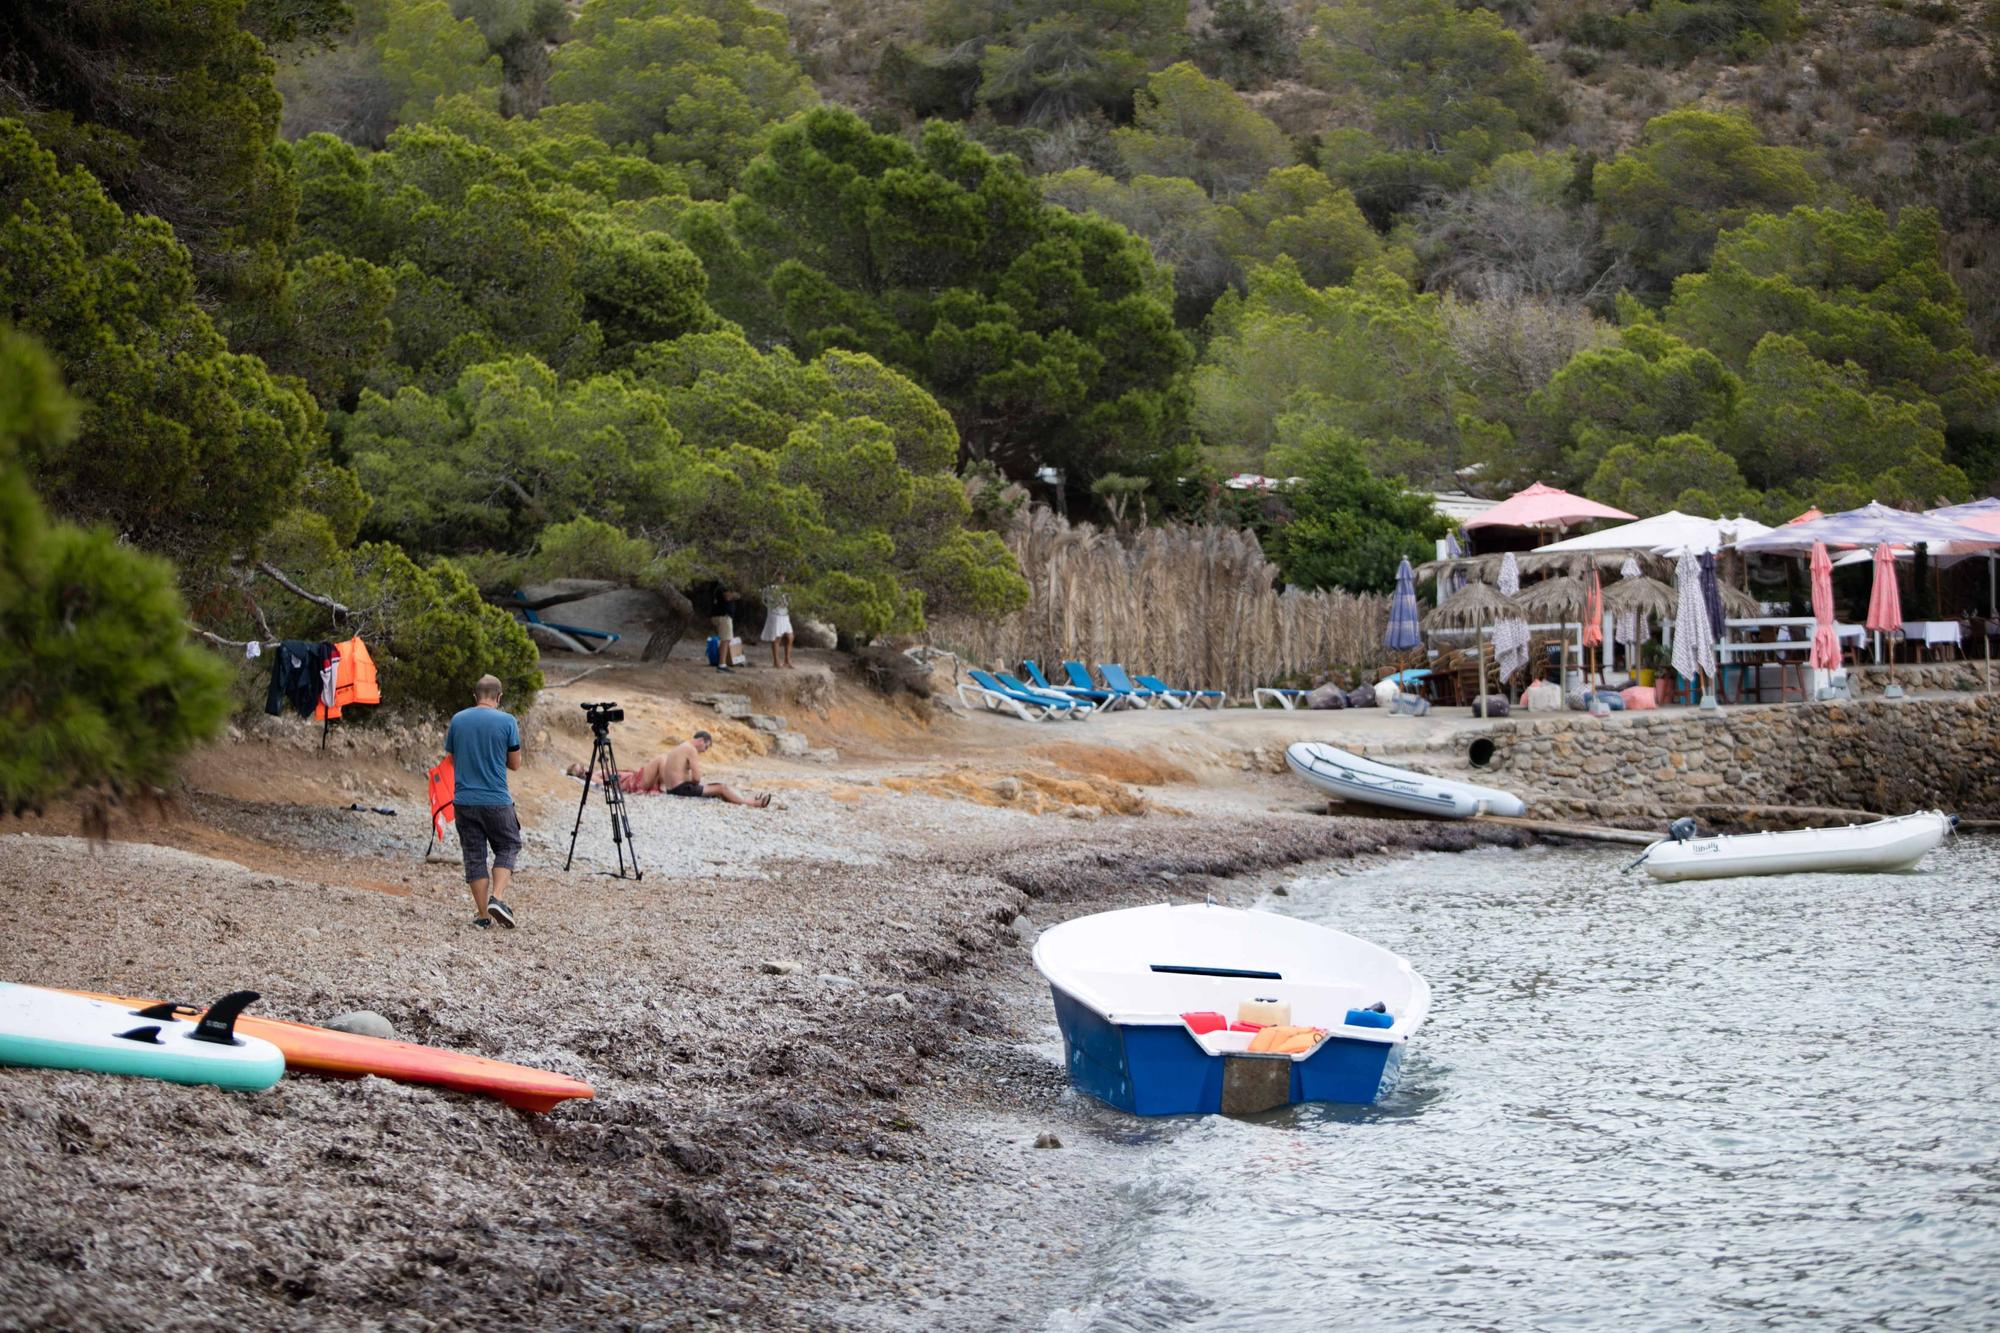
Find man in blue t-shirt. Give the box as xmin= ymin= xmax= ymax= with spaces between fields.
xmin=442 ymin=674 xmax=523 ymax=929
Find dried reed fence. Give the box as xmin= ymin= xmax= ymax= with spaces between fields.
xmin=929 ymin=509 xmax=1389 ymax=697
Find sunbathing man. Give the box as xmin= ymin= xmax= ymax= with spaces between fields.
xmin=569 ymin=731 xmax=771 ymax=807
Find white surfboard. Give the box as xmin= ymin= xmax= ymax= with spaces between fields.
xmin=0 ymin=984 xmax=284 ymax=1090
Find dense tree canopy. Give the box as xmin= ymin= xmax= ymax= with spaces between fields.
xmin=727 ymin=109 xmax=1193 ymax=493
xmin=0 ymin=121 xmax=315 ymax=562
xmin=0 ymin=328 xmax=232 ymax=811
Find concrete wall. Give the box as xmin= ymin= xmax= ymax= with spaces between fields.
xmin=1404 ymin=695 xmax=2000 ymax=821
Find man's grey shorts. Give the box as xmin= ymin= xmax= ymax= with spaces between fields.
xmin=455 ymin=803 xmax=522 ymax=882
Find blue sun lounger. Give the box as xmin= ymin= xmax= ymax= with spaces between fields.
xmin=1097 ymin=663 xmax=1163 ymax=707
xmin=959 ymin=669 xmax=1092 ymax=722
xmin=1056 ymin=656 xmax=1152 ymax=704
xmin=514 ymin=591 xmax=622 ymax=654
xmin=1023 ymin=660 xmax=1119 ymax=708
xmin=1135 ymin=673 xmax=1227 ymax=709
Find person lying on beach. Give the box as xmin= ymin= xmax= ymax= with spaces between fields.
xmin=568 ymin=731 xmax=771 ymax=807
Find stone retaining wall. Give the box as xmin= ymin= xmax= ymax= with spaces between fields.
xmin=1394 ymin=695 xmax=2000 ymax=821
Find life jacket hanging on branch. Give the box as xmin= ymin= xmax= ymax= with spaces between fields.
xmin=314 ymin=636 xmax=381 ymax=720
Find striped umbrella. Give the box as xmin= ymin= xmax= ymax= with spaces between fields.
xmin=1385 ymin=556 xmax=1422 ymax=652
xmin=1672 ymin=550 xmax=1716 ymax=693
xmin=1611 ymin=556 xmax=1650 ymax=669
xmin=1493 ymin=552 xmax=1530 ymax=685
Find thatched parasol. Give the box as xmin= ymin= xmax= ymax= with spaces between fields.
xmin=1602 ymin=574 xmax=1678 ymax=620
xmin=1424 ymin=580 xmax=1526 ymax=710
xmin=1513 ymin=573 xmax=1597 ymax=691
xmin=1717 ymin=581 xmax=1761 ymax=617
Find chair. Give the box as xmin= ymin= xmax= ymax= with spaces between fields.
xmin=1136 ymin=673 xmax=1227 ymax=709
xmin=996 ymin=671 xmax=1094 ymax=722
xmin=1252 ymin=687 xmax=1308 ymax=709
xmin=958 ymin=669 xmax=1091 ymax=722
xmin=1657 ymin=668 xmax=1699 ymax=706
xmin=1023 ymin=660 xmax=1118 ymax=709
xmin=1097 ymin=663 xmax=1161 ymax=707
xmin=1065 ymin=661 xmax=1148 ymax=708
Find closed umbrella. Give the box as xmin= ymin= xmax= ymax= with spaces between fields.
xmin=1385 ymin=556 xmax=1422 ymax=657
xmin=1865 ymin=541 xmax=1902 ymax=668
xmin=1583 ymin=569 xmax=1604 ymax=681
xmin=1672 ymin=550 xmax=1716 ymax=703
xmin=1493 ymin=552 xmax=1529 ymax=686
xmin=1610 ymin=556 xmax=1656 ymax=671
xmin=1809 ymin=541 xmax=1841 ymax=695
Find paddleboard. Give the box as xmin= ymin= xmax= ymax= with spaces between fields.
xmin=0 ymin=984 xmax=284 ymax=1091
xmin=72 ymin=991 xmax=593 ymax=1113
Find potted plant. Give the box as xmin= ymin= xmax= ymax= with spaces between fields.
xmin=1637 ymin=641 xmax=1666 ymax=688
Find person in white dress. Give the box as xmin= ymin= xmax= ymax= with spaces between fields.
xmin=761 ymin=583 xmax=794 ymax=669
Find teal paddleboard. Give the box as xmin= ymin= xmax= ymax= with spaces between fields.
xmin=0 ymin=983 xmax=284 ymax=1091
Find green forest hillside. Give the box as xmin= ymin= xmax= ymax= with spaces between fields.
xmin=1 ymin=0 xmax=1996 ymax=800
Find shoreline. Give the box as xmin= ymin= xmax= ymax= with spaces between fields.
xmin=10 ymin=651 xmax=1987 ymax=1328
xmin=0 ymin=751 xmax=1524 ymax=1328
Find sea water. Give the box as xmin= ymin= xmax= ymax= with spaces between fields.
xmin=1039 ymin=837 xmax=2000 ymax=1331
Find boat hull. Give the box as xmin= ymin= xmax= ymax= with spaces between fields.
xmin=1639 ymin=811 xmax=1950 ymax=882
xmin=1286 ymin=741 xmax=1525 ymax=819
xmin=1049 ymin=984 xmax=1403 ymax=1116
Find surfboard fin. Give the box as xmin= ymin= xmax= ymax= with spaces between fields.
xmin=190 ymin=991 xmax=260 ymax=1046
xmin=115 ymin=1025 xmax=164 ymax=1044
xmin=134 ymin=1002 xmax=182 ymax=1020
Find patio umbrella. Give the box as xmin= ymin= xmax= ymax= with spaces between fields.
xmin=1385 ymin=556 xmax=1422 ymax=655
xmin=1462 ymin=482 xmax=1637 ymax=535
xmin=1493 ymin=552 xmax=1530 ymax=685
xmin=1443 ymin=529 xmax=1467 ymax=599
xmin=1865 ymin=541 xmax=1902 ymax=666
xmin=1423 ymin=580 xmax=1526 ymax=713
xmin=1672 ymin=550 xmax=1716 ymax=700
xmin=1737 ymin=501 xmax=2000 ymax=556
xmin=1608 ymin=557 xmax=1664 ymax=670
xmin=1537 ymin=510 xmax=1773 ymax=557
xmin=1809 ymin=542 xmax=1841 ymax=674
xmin=1518 ymin=572 xmax=1591 ymax=696
xmin=1698 ymin=552 xmax=1726 ymax=642
xmin=1583 ymin=569 xmax=1604 ymax=680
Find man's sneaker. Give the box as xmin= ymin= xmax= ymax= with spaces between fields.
xmin=487 ymin=898 xmax=517 ymax=929
xmin=470 ymin=916 xmax=492 ymax=929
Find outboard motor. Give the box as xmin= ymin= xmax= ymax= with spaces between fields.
xmin=1667 ymin=816 xmax=1698 ymax=843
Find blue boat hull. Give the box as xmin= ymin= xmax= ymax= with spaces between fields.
xmin=1049 ymin=985 xmax=1403 ymax=1116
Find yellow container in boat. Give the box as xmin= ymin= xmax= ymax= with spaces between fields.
xmin=1237 ymin=997 xmax=1291 ymax=1027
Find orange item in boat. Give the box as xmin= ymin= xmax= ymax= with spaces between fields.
xmin=69 ymin=991 xmax=593 ymax=1112
xmin=1181 ymin=1011 xmax=1228 ymax=1035
xmin=1247 ymin=1025 xmax=1327 ymax=1055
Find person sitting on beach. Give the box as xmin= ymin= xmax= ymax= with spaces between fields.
xmin=568 ymin=731 xmax=771 ymax=807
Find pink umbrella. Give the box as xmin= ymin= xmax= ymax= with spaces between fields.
xmin=1463 ymin=482 xmax=1636 ymax=534
xmin=1582 ymin=569 xmax=1604 ymax=682
xmin=1809 ymin=542 xmax=1841 ymax=671
xmin=1865 ymin=541 xmax=1902 ymax=667
xmin=1865 ymin=542 xmax=1902 ymax=630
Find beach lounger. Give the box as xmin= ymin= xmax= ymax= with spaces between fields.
xmin=1136 ymin=673 xmax=1227 ymax=709
xmin=1022 ymin=660 xmax=1120 ymax=709
xmin=1069 ymin=661 xmax=1149 ymax=708
xmin=996 ymin=672 xmax=1094 ymax=721
xmin=1097 ymin=664 xmax=1162 ymax=707
xmin=1253 ymin=687 xmax=1308 ymax=710
xmin=958 ymin=669 xmax=1090 ymax=721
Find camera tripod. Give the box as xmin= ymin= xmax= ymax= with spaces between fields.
xmin=564 ymin=718 xmax=642 ymax=879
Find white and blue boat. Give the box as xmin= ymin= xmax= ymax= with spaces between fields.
xmin=1032 ymin=903 xmax=1430 ymax=1116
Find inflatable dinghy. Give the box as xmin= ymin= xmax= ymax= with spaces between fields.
xmin=1286 ymin=741 xmax=1525 ymax=818
xmin=1633 ymin=810 xmax=1952 ymax=882
xmin=0 ymin=984 xmax=283 ymax=1091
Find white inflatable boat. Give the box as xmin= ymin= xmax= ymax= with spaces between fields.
xmin=1633 ymin=810 xmax=1953 ymax=882
xmin=1286 ymin=742 xmax=1526 ymax=819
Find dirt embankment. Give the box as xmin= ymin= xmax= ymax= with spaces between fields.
xmin=0 ymin=654 xmax=1531 ymax=1329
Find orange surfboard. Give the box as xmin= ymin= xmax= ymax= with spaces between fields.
xmin=71 ymin=992 xmax=594 ymax=1113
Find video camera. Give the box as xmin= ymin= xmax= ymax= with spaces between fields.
xmin=580 ymin=700 xmax=623 ymax=731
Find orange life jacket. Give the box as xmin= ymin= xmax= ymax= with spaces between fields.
xmin=428 ymin=756 xmax=455 ymax=840
xmin=314 ymin=636 xmax=382 ymax=719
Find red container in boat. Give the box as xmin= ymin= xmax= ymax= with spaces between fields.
xmin=1181 ymin=1011 xmax=1228 ymax=1034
